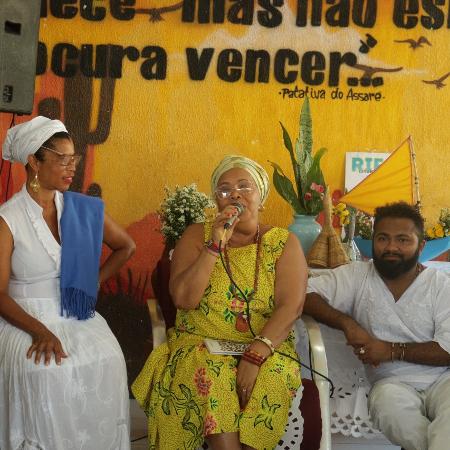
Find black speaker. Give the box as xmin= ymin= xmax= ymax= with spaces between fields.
xmin=0 ymin=0 xmax=40 ymax=114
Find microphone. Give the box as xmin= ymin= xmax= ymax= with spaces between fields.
xmin=223 ymin=203 xmax=244 ymax=229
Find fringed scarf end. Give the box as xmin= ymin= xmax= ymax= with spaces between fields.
xmin=60 ymin=287 xmax=97 ymax=320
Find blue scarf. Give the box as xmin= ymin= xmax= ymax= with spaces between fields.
xmin=60 ymin=191 xmax=104 ymax=320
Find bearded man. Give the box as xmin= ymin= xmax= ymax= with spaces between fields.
xmin=303 ymin=202 xmax=450 ymax=450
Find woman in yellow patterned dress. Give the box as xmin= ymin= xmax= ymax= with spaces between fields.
xmin=132 ymin=155 xmax=308 ymax=450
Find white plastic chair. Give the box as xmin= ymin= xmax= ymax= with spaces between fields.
xmin=299 ymin=315 xmax=332 ymax=450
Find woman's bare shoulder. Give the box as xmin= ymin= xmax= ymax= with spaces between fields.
xmin=182 ymin=222 xmax=205 ymax=238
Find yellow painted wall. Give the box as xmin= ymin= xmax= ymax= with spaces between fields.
xmin=1 ymin=0 xmax=449 ymax=230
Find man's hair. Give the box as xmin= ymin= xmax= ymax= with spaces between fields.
xmin=373 ymin=202 xmax=424 ymax=240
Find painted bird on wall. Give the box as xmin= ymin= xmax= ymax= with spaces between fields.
xmin=394 ymin=36 xmax=432 ymax=49
xmin=422 ymin=72 xmax=450 ymax=89
xmin=352 ymin=63 xmax=403 ymax=80
xmin=135 ymin=1 xmax=183 ymax=21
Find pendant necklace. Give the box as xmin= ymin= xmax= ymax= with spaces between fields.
xmin=224 ymin=224 xmax=262 ymax=333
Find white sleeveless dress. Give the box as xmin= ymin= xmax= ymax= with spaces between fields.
xmin=0 ymin=186 xmax=130 ymax=450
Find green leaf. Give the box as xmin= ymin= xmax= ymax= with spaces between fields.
xmin=179 ymin=384 xmax=192 ymax=400
xmin=299 ymin=96 xmax=313 ymax=155
xmin=209 ymin=398 xmax=219 ymax=410
xmin=182 ymin=421 xmax=197 ymax=436
xmin=223 ymin=308 xmax=235 ymax=323
xmin=161 ymin=398 xmax=171 ymax=415
xmin=306 ymin=147 xmax=327 ymax=189
xmin=269 ymin=162 xmax=304 ymax=214
xmin=233 ymin=411 xmax=243 ymax=427
xmin=279 ymin=122 xmax=300 ymax=185
xmin=156 ymin=381 xmax=170 ymax=397
xmin=304 ymin=147 xmax=327 ymax=215
xmin=182 ymin=408 xmax=191 ymax=424
xmin=199 ymin=299 xmax=209 ymax=316
xmin=191 ymin=402 xmax=200 ymax=415
xmin=254 ymin=414 xmax=266 ymax=427
xmin=207 ymin=359 xmax=224 ymax=377
xmin=298 ymin=144 xmax=313 ymax=200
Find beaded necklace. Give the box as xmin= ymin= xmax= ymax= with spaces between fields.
xmin=223 ymin=224 xmax=262 ymax=333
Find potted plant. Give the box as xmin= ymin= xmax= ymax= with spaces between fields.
xmin=158 ymin=183 xmax=216 ymax=250
xmin=269 ymin=97 xmax=327 ymax=255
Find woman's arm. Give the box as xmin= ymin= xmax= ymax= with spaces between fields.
xmin=237 ymin=232 xmax=307 ymax=408
xmin=0 ymin=218 xmax=67 ymax=365
xmin=169 ymin=223 xmax=218 ymax=309
xmin=254 ymin=232 xmax=307 ymax=349
xmin=98 ymin=212 xmax=136 ymax=284
xmin=170 ymin=205 xmax=240 ymax=310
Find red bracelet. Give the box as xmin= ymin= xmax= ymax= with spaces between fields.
xmin=242 ymin=349 xmax=267 ymax=367
xmin=205 ymin=240 xmax=220 ymax=254
xmin=242 ymin=353 xmax=263 ymax=367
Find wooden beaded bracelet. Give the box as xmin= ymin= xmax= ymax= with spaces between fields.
xmin=254 ymin=335 xmax=275 ymax=355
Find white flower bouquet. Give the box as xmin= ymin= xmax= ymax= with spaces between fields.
xmin=159 ymin=184 xmax=215 ymax=247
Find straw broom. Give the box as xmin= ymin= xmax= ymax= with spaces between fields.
xmin=307 ymin=188 xmax=349 ymax=268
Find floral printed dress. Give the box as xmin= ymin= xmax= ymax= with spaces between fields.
xmin=132 ymin=224 xmax=301 ymax=450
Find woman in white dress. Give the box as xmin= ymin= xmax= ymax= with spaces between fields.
xmin=0 ymin=117 xmax=136 ymax=450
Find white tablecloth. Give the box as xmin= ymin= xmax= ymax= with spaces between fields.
xmin=297 ymin=261 xmax=450 ymax=438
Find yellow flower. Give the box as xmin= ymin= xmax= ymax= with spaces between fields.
xmin=434 ymin=224 xmax=445 ymax=238
xmin=426 ymin=227 xmax=435 ymax=239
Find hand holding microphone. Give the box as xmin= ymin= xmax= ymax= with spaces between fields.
xmin=224 ymin=202 xmax=244 ymax=229
xmin=211 ymin=202 xmax=244 ymax=246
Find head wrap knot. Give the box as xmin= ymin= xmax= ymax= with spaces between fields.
xmin=211 ymin=155 xmax=270 ymax=204
xmin=2 ymin=116 xmax=68 ymax=165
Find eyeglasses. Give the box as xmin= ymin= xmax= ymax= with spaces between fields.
xmin=41 ymin=145 xmax=82 ymax=167
xmin=215 ymin=184 xmax=254 ymax=199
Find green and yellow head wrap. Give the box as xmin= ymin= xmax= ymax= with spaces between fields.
xmin=211 ymin=155 xmax=270 ymax=204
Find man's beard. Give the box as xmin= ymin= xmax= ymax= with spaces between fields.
xmin=373 ymin=247 xmax=420 ymax=280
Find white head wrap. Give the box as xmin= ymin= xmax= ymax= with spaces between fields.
xmin=2 ymin=116 xmax=68 ymax=165
xmin=211 ymin=155 xmax=270 ymax=204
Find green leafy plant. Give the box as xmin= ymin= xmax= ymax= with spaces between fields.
xmin=269 ymin=98 xmax=327 ymax=216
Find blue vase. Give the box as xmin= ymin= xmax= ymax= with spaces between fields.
xmin=288 ymin=214 xmax=322 ymax=256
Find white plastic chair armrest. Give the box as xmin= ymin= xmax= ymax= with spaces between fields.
xmin=147 ymin=298 xmax=167 ymax=348
xmin=300 ymin=314 xmax=332 ymax=450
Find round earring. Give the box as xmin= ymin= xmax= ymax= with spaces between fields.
xmin=30 ymin=173 xmax=40 ymax=193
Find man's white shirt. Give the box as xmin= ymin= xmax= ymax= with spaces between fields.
xmin=307 ymin=261 xmax=450 ymax=389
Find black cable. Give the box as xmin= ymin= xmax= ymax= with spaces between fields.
xmin=218 ymin=239 xmax=335 ymax=398
xmin=0 ymin=114 xmax=16 ymax=202
xmin=131 ymin=435 xmax=148 ymax=442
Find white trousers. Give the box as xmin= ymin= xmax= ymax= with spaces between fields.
xmin=368 ymin=375 xmax=450 ymax=450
